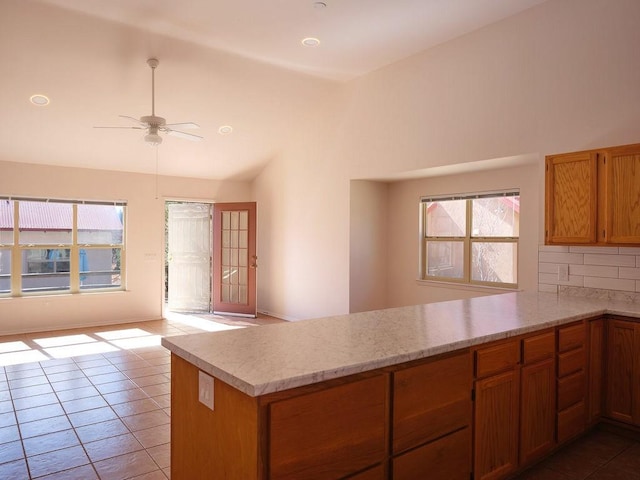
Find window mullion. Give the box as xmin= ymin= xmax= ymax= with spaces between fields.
xmin=464 ymin=199 xmax=472 ymax=283
xmin=11 ymin=201 xmax=21 ymax=296
xmin=70 ymin=204 xmax=80 ymax=292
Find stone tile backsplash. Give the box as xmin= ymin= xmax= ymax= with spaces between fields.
xmin=538 ymin=245 xmax=640 ymax=301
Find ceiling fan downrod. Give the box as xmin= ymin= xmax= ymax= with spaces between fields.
xmin=147 ymin=58 xmax=159 ymax=118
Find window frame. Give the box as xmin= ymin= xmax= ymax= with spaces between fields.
xmin=420 ymin=191 xmax=519 ymax=289
xmin=0 ymin=196 xmax=126 ymax=297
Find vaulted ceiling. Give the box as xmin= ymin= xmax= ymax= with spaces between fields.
xmin=0 ymin=0 xmax=547 ymax=181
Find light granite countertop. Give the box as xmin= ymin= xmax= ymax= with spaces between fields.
xmin=161 ymin=291 xmax=640 ymax=397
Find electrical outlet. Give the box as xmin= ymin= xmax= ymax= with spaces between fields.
xmin=558 ymin=264 xmax=569 ymax=282
xmin=198 ymin=371 xmax=214 ymax=410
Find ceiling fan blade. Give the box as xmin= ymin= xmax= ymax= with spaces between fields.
xmin=164 ymin=122 xmax=200 ymax=130
xmin=119 ymin=115 xmax=147 ymax=126
xmin=167 ymin=129 xmax=203 ymax=141
xmin=94 ymin=126 xmax=146 ymax=130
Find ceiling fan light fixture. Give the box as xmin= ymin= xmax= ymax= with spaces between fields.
xmin=145 ymin=132 xmax=163 ymax=146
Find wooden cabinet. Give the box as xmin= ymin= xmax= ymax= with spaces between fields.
xmin=393 ymin=428 xmax=470 ymax=480
xmin=519 ymin=332 xmax=556 ymax=465
xmin=556 ymin=322 xmax=587 ymax=444
xmin=269 ymin=375 xmax=388 ymax=479
xmin=473 ymin=338 xmax=521 ymax=480
xmin=474 ymin=368 xmax=520 ymax=480
xmin=170 ymin=354 xmax=389 ymax=480
xmin=588 ymin=317 xmax=605 ymax=424
xmin=545 ymin=151 xmax=598 ymax=244
xmin=602 ymin=145 xmax=640 ymax=243
xmin=392 ymin=351 xmax=471 ymax=480
xmin=473 ymin=331 xmax=557 ymax=480
xmin=169 ymin=314 xmax=640 ymax=480
xmin=605 ymin=318 xmax=640 ymax=425
xmin=545 ymin=143 xmax=640 ymax=245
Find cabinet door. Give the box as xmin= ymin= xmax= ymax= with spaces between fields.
xmin=588 ymin=318 xmax=604 ymax=423
xmin=545 ymin=152 xmax=598 ymax=244
xmin=604 ymin=145 xmax=640 ymax=243
xmin=605 ymin=320 xmax=637 ymax=424
xmin=474 ymin=369 xmax=520 ymax=480
xmin=269 ymin=375 xmax=388 ymax=480
xmin=520 ymin=358 xmax=556 ymax=466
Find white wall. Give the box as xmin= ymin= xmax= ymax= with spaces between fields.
xmin=0 ymin=160 xmax=250 ymax=334
xmin=254 ymin=0 xmax=640 ymax=320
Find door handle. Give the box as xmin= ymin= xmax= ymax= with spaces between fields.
xmin=250 ymin=255 xmax=257 ymax=269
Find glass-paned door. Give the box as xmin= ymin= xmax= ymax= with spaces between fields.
xmin=213 ymin=202 xmax=257 ymax=317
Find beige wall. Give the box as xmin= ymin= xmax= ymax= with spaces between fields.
xmin=2 ymin=0 xmax=640 ymax=328
xmin=252 ymin=88 xmax=351 ymax=320
xmin=254 ymin=0 xmax=640 ymax=320
xmin=349 ymin=180 xmax=389 ymax=313
xmin=386 ymin=164 xmax=540 ymax=308
xmin=0 ymin=160 xmax=250 ymax=334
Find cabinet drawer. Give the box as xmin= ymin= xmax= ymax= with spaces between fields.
xmin=269 ymin=374 xmax=388 ymax=480
xmin=558 ymin=323 xmax=585 ymax=352
xmin=522 ymin=332 xmax=555 ymax=364
xmin=558 ymin=370 xmax=585 ymax=411
xmin=475 ymin=341 xmax=519 ymax=378
xmin=557 ymin=401 xmax=586 ymax=444
xmin=558 ymin=347 xmax=585 ymax=377
xmin=392 ymin=427 xmax=470 ymax=480
xmin=393 ymin=351 xmax=471 ymax=453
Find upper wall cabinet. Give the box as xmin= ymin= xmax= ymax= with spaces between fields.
xmin=545 ymin=143 xmax=640 ymax=245
xmin=545 ymin=151 xmax=598 ymax=244
xmin=604 ymin=145 xmax=640 ymax=243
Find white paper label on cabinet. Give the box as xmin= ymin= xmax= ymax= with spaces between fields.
xmin=198 ymin=371 xmax=214 ymax=410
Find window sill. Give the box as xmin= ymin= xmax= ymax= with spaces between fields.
xmin=415 ymin=278 xmax=521 ymax=294
xmin=0 ymin=289 xmax=128 ymax=301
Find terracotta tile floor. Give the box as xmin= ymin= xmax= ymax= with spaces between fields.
xmin=515 ymin=427 xmax=640 ymax=479
xmin=5 ymin=312 xmax=637 ymax=480
xmin=0 ymin=312 xmax=283 ymax=479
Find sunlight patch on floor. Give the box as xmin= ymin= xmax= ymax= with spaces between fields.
xmin=96 ymin=328 xmax=152 ymax=341
xmin=165 ymin=311 xmax=244 ymax=332
xmin=110 ymin=335 xmax=162 ymax=349
xmin=0 ymin=340 xmax=30 ymax=353
xmin=44 ymin=341 xmax=119 ymax=359
xmin=0 ymin=349 xmax=50 ymax=366
xmin=33 ymin=334 xmax=96 ymax=348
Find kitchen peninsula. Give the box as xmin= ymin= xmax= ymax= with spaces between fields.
xmin=162 ymin=292 xmax=640 ymax=480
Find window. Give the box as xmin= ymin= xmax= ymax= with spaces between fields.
xmin=0 ymin=197 xmax=126 ymax=296
xmin=421 ymin=191 xmax=519 ymax=288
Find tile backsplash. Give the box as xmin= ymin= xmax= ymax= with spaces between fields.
xmin=538 ymin=245 xmax=640 ymax=302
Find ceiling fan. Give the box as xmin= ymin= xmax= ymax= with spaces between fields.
xmin=95 ymin=58 xmax=202 ymax=146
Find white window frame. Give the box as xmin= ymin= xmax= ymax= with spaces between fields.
xmin=0 ymin=196 xmax=126 ymax=297
xmin=420 ymin=190 xmax=519 ymax=289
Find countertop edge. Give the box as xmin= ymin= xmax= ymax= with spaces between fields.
xmin=161 ymin=295 xmax=631 ymax=397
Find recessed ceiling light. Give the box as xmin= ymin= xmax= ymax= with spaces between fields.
xmin=218 ymin=125 xmax=233 ymax=135
xmin=301 ymin=37 xmax=321 ymax=47
xmin=313 ymin=2 xmax=327 ymax=8
xmin=30 ymin=94 xmax=50 ymax=106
